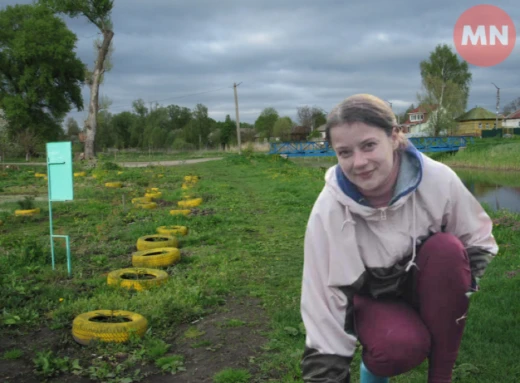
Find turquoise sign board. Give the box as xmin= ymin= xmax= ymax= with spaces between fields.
xmin=46 ymin=142 xmax=73 ymax=201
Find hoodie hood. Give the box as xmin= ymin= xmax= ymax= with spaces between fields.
xmin=326 ymin=143 xmax=423 ymax=217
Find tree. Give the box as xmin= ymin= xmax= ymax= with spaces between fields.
xmin=312 ymin=108 xmax=327 ymax=129
xmin=273 ymin=117 xmax=293 ymax=139
xmin=167 ymin=105 xmax=192 ymax=131
xmin=419 ymin=44 xmax=472 ymax=111
xmin=129 ymin=99 xmax=148 ymax=147
xmin=192 ymin=104 xmax=210 ymax=149
xmin=17 ymin=128 xmax=41 ymax=161
xmin=417 ymin=44 xmax=472 ymax=136
xmin=502 ymin=97 xmax=520 ymax=116
xmin=0 ymin=4 xmax=85 ymax=143
xmin=417 ymin=78 xmax=465 ymax=136
xmin=65 ymin=117 xmax=81 ymax=140
xmin=109 ymin=111 xmax=135 ymax=149
xmin=219 ymin=114 xmax=235 ymax=150
xmin=297 ymin=106 xmax=326 ymax=129
xmin=254 ymin=107 xmax=279 ymax=140
xmin=41 ymin=0 xmax=115 ymax=159
xmin=297 ymin=106 xmax=313 ymax=128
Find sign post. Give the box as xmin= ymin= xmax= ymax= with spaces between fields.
xmin=46 ymin=142 xmax=74 ymax=276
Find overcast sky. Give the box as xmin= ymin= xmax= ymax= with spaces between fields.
xmin=3 ymin=0 xmax=520 ymax=125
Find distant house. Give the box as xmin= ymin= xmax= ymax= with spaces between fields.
xmin=401 ymin=105 xmax=440 ymax=137
xmin=455 ymin=106 xmax=502 ymax=136
xmin=503 ymin=109 xmax=520 ymax=128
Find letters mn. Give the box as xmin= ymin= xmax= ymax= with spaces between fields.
xmin=462 ymin=25 xmax=509 ymax=45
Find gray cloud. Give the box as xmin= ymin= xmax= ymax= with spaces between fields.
xmin=2 ymin=0 xmax=519 ymax=125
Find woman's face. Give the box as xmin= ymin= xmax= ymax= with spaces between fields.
xmin=330 ymin=122 xmax=398 ymax=192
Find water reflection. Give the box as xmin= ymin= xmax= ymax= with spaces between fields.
xmin=455 ymin=169 xmax=520 ymax=213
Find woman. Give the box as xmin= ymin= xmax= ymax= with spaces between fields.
xmin=300 ymin=94 xmax=498 ymax=383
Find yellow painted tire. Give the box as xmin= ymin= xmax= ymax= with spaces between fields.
xmin=181 ymin=193 xmax=193 ymax=199
xmin=132 ymin=197 xmax=152 ymax=204
xmin=178 ymin=198 xmax=202 ymax=208
xmin=136 ymin=234 xmax=178 ymax=250
xmin=147 ymin=188 xmax=160 ymax=192
xmin=35 ymin=173 xmax=46 ymax=178
xmin=157 ymin=225 xmax=188 ymax=236
xmin=74 ymin=172 xmax=86 ymax=177
xmin=184 ymin=175 xmax=199 ymax=182
xmin=132 ymin=247 xmax=181 ymax=268
xmin=15 ymin=208 xmax=40 ymax=216
xmin=144 ymin=191 xmax=162 ymax=199
xmin=107 ymin=268 xmax=168 ymax=291
xmin=105 ymin=182 xmax=122 ymax=188
xmin=170 ymin=209 xmax=191 ymax=216
xmin=181 ymin=183 xmax=191 ymax=190
xmin=134 ymin=202 xmax=157 ymax=210
xmin=72 ymin=310 xmax=148 ymax=346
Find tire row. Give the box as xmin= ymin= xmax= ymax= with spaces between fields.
xmin=72 ymin=174 xmax=204 ymax=346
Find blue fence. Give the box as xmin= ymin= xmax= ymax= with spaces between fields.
xmin=268 ymin=136 xmax=475 ymax=157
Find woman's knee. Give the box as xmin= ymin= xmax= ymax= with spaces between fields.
xmin=417 ymin=232 xmax=469 ymax=269
xmin=362 ymin=325 xmax=431 ymax=377
xmin=355 ymin=297 xmax=431 ymax=377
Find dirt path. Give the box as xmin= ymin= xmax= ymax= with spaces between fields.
xmin=1 ymin=157 xmax=224 ymax=168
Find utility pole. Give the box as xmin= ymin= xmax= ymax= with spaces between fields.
xmin=233 ymin=82 xmax=242 ymax=154
xmin=492 ymin=83 xmax=500 ymax=131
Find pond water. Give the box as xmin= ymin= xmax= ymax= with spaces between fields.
xmin=454 ymin=169 xmax=520 ymax=213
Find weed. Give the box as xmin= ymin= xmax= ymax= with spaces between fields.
xmin=155 ymin=355 xmax=186 ymax=374
xmin=2 ymin=349 xmax=23 ymax=360
xmin=184 ymin=326 xmax=205 ymax=339
xmin=16 ymin=196 xmax=35 ymax=210
xmin=143 ymin=338 xmax=170 ymax=359
xmin=32 ymin=351 xmax=77 ymax=378
xmin=213 ymin=368 xmax=251 ymax=383
xmin=99 ymin=161 xmax=122 ymax=171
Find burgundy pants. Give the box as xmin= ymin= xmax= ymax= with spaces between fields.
xmin=354 ymin=233 xmax=472 ymax=383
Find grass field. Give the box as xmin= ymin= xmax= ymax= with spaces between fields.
xmin=0 ymin=153 xmax=519 ymax=382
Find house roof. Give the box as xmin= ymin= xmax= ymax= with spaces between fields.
xmin=317 ymin=124 xmax=327 ymax=132
xmin=455 ymin=106 xmax=498 ymax=121
xmin=506 ymin=109 xmax=520 ymax=119
xmin=407 ymin=104 xmax=438 ymax=114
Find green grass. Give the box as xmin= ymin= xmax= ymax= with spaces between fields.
xmin=431 ymin=137 xmax=520 ymax=170
xmin=2 ymin=349 xmax=23 ymax=360
xmin=0 ymin=152 xmax=519 ymax=382
xmin=213 ymin=368 xmax=251 ymax=383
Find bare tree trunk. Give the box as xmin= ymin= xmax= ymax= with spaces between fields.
xmin=84 ymin=30 xmax=114 ymax=159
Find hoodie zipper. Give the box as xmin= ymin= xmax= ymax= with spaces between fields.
xmin=380 ymin=208 xmax=387 ymax=220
